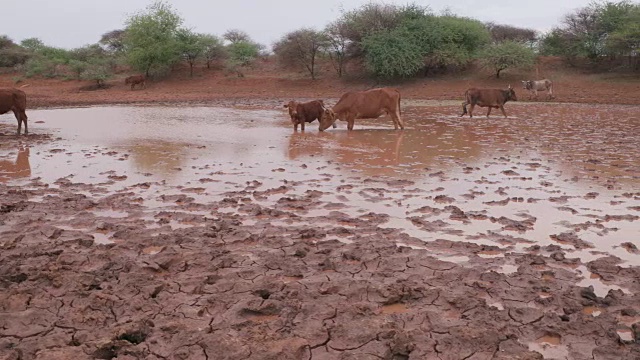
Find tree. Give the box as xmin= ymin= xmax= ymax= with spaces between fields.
xmin=0 ymin=35 xmax=14 ymax=49
xmin=223 ymin=29 xmax=250 ymax=44
xmin=0 ymin=35 xmax=30 ymax=68
xmin=478 ymin=41 xmax=535 ymax=78
xmin=486 ymin=23 xmax=537 ymax=44
xmin=123 ymin=1 xmax=183 ymax=77
xmin=227 ymin=41 xmax=259 ymax=66
xmin=70 ymin=44 xmax=106 ymax=62
xmin=177 ymin=29 xmax=207 ymax=77
xmin=201 ymin=34 xmax=225 ymax=69
xmin=81 ymin=59 xmax=112 ymax=88
xmin=361 ymin=15 xmax=490 ymax=78
xmin=323 ymin=21 xmax=350 ymax=77
xmin=362 ymin=27 xmax=424 ymax=78
xmin=20 ymin=38 xmax=45 ymax=51
xmin=273 ymin=29 xmax=327 ymax=79
xmin=100 ymin=29 xmax=126 ymax=53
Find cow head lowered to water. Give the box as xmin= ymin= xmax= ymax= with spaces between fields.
xmin=460 ymin=86 xmax=517 ymax=118
xmin=283 ymin=100 xmax=335 ymax=131
xmin=319 ymin=87 xmax=403 ymax=131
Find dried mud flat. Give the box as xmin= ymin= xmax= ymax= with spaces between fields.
xmin=1 ymin=103 xmax=640 ymax=360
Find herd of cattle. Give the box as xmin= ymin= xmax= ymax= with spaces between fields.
xmin=0 ymin=77 xmax=554 ymax=135
xmin=286 ymin=79 xmax=554 ymax=131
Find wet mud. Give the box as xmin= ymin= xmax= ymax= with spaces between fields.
xmin=1 ymin=103 xmax=639 ymax=359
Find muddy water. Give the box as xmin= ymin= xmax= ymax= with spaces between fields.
xmin=2 ymin=102 xmax=640 ymax=359
xmin=1 ymin=104 xmax=639 ymax=269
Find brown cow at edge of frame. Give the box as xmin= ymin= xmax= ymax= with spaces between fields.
xmin=0 ymin=88 xmax=29 ymax=135
xmin=318 ymin=87 xmax=404 ymax=131
xmin=460 ymin=86 xmax=518 ymax=118
xmin=125 ymin=75 xmax=146 ymax=90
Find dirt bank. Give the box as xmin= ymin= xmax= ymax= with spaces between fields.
xmin=1 ymin=57 xmax=640 ymax=110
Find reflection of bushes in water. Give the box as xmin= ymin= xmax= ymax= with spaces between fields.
xmin=126 ymin=142 xmax=188 ymax=175
xmin=286 ymin=124 xmax=491 ymax=177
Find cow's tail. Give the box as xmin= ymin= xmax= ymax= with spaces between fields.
xmin=460 ymin=90 xmax=469 ymax=117
xmin=397 ymin=91 xmax=402 ymax=116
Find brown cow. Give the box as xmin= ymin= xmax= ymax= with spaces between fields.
xmin=460 ymin=86 xmax=518 ymax=118
xmin=283 ymin=100 xmax=335 ymax=131
xmin=125 ymin=75 xmax=146 ymax=90
xmin=318 ymin=87 xmax=403 ymax=131
xmin=0 ymin=88 xmax=28 ymax=135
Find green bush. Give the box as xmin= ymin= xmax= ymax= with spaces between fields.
xmin=478 ymin=41 xmax=536 ymax=78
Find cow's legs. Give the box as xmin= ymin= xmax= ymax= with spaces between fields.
xmin=468 ymin=104 xmax=475 ymax=118
xmin=499 ymin=106 xmax=508 ymax=118
xmin=13 ymin=108 xmax=27 ymax=135
xmin=486 ymin=107 xmax=492 ymax=117
xmin=300 ymin=121 xmax=305 ymax=131
xmin=392 ymin=108 xmax=404 ymax=130
xmin=347 ymin=115 xmax=356 ymax=131
xmin=294 ymin=121 xmax=299 ymax=131
xmin=390 ymin=114 xmax=399 ymax=130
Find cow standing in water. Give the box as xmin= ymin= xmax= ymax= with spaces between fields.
xmin=284 ymin=100 xmax=335 ymax=131
xmin=0 ymin=88 xmax=28 ymax=135
xmin=460 ymin=86 xmax=518 ymax=118
xmin=521 ymin=79 xmax=553 ymax=100
xmin=319 ymin=88 xmax=403 ymax=131
xmin=125 ymin=75 xmax=146 ymax=90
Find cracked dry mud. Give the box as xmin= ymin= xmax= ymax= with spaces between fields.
xmin=1 ymin=102 xmax=640 ymax=360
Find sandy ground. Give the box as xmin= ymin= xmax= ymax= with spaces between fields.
xmin=1 ymin=63 xmax=640 ymax=359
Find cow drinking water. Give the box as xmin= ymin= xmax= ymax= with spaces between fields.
xmin=460 ymin=86 xmax=517 ymax=118
xmin=284 ymin=100 xmax=335 ymax=131
xmin=521 ymin=79 xmax=553 ymax=100
xmin=319 ymin=87 xmax=403 ymax=131
xmin=0 ymin=88 xmax=28 ymax=135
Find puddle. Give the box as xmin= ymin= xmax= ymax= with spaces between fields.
xmin=92 ymin=232 xmax=115 ymax=245
xmin=582 ymin=306 xmax=601 ymax=317
xmin=2 ymin=104 xmax=639 ymax=268
xmin=381 ymin=303 xmax=409 ymax=315
xmin=616 ymin=328 xmax=634 ymax=342
xmin=528 ymin=334 xmax=569 ymax=359
xmin=142 ymin=246 xmax=165 ymax=255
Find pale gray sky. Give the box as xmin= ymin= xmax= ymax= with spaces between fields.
xmin=5 ymin=0 xmax=592 ymax=49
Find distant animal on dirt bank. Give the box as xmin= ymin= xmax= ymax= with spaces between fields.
xmin=0 ymin=88 xmax=28 ymax=135
xmin=460 ymin=86 xmax=518 ymax=118
xmin=0 ymin=146 xmax=30 ymax=182
xmin=125 ymin=75 xmax=146 ymax=90
xmin=284 ymin=100 xmax=335 ymax=131
xmin=521 ymin=79 xmax=553 ymax=100
xmin=319 ymin=87 xmax=403 ymax=131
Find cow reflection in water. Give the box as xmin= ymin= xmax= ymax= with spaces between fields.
xmin=287 ymin=123 xmax=489 ymax=177
xmin=0 ymin=147 xmax=31 ymax=182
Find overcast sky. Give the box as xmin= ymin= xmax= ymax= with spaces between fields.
xmin=5 ymin=0 xmax=593 ymax=49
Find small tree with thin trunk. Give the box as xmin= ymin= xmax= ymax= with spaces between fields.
xmin=323 ymin=21 xmax=350 ymax=77
xmin=223 ymin=29 xmax=250 ymax=44
xmin=273 ymin=29 xmax=327 ymax=80
xmin=201 ymin=34 xmax=225 ymax=69
xmin=478 ymin=40 xmax=535 ymax=78
xmin=177 ymin=29 xmax=206 ymax=77
xmin=100 ymin=29 xmax=126 ymax=53
xmin=123 ymin=1 xmax=183 ymax=77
